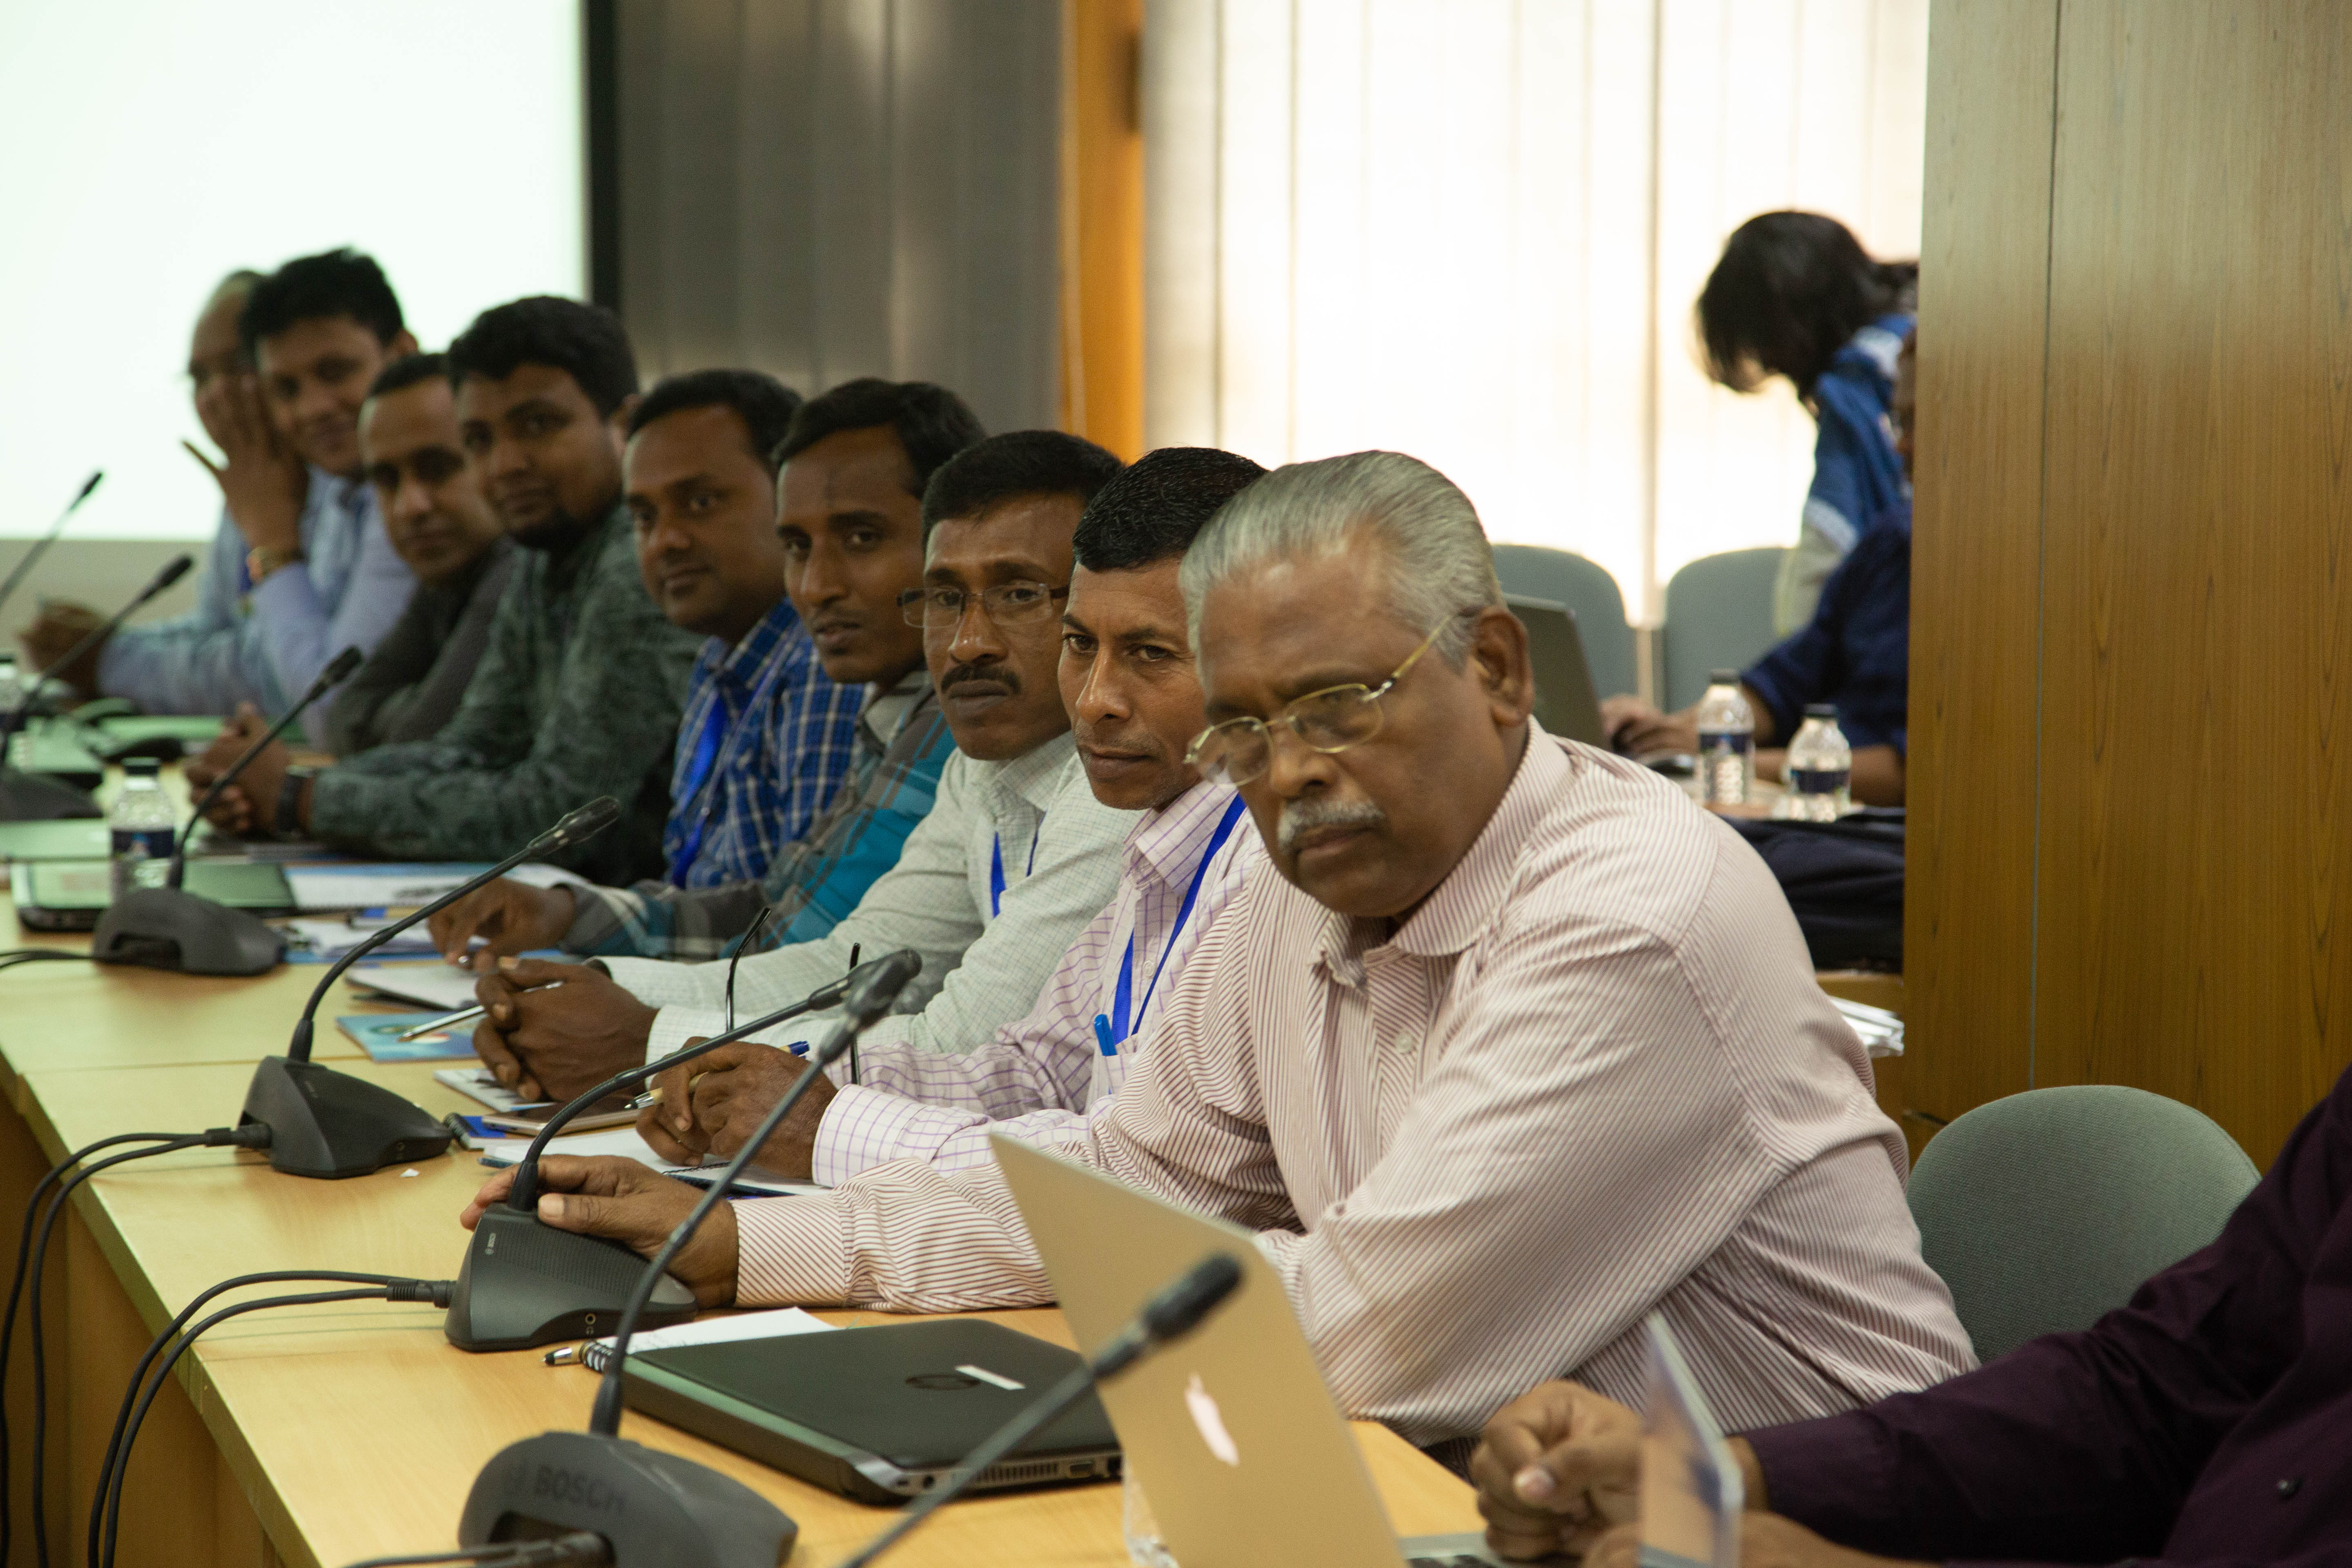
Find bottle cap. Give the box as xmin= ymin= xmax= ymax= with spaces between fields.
xmin=123 ymin=757 xmax=163 ymax=777
xmin=1709 ymin=668 xmax=1741 ymax=685
xmin=1804 ymin=703 xmax=1838 ymax=719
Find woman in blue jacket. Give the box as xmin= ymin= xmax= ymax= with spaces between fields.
xmin=1697 ymin=211 xmax=1914 ymax=634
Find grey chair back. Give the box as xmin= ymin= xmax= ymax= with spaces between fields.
xmin=1490 ymin=546 xmax=1637 ymax=702
xmin=1660 ymin=547 xmax=1786 ymax=710
xmin=1907 ymin=1085 xmax=2258 ymax=1362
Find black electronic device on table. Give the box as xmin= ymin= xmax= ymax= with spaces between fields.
xmin=14 ymin=860 xmax=295 ymax=931
xmin=622 ymin=1318 xmax=1122 ymax=1504
xmin=1504 ymin=594 xmax=1609 ymax=747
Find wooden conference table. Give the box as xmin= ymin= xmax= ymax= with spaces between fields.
xmin=0 ymin=908 xmax=1483 ymax=1568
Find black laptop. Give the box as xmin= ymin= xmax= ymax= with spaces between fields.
xmin=621 ymin=1317 xmax=1120 ymax=1504
xmin=1505 ymin=594 xmax=1609 ymax=746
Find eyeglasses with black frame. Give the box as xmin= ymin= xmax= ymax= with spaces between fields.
xmin=1184 ymin=615 xmax=1460 ymax=788
xmin=896 ymin=581 xmax=1070 ymax=630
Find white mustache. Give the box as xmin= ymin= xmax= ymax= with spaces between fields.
xmin=1276 ymin=797 xmax=1386 ymax=855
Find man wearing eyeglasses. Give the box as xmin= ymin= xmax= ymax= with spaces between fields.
xmin=461 ymin=429 xmax=1137 ymax=1105
xmin=464 ymin=450 xmax=1970 ymax=1453
xmin=597 ymin=445 xmax=1268 ymax=1181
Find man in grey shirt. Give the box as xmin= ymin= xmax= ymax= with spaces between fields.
xmin=323 ymin=352 xmax=516 ymax=755
xmin=187 ymin=298 xmax=702 ymax=884
xmin=19 ymin=252 xmax=417 ymax=713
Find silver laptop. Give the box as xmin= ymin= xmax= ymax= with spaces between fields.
xmin=1505 ymin=595 xmax=1608 ymax=746
xmin=993 ymin=1134 xmax=1508 ymax=1567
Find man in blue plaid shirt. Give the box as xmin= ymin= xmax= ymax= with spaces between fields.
xmin=431 ymin=378 xmax=985 ymax=964
xmin=625 ymin=371 xmax=866 ymax=886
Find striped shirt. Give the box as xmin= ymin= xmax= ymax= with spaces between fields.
xmin=562 ymin=673 xmax=956 ymax=961
xmin=603 ymin=732 xmax=1136 ymax=1064
xmin=810 ymin=779 xmax=1252 ymax=1185
xmin=663 ymin=597 xmax=864 ymax=889
xmin=731 ymin=726 xmax=1974 ymax=1445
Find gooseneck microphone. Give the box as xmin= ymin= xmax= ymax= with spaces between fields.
xmin=835 ymin=1252 xmax=1246 ymax=1568
xmin=238 ymin=797 xmax=621 ymax=1180
xmin=452 ymin=951 xmax=921 ymax=1568
xmin=88 ymin=646 xmax=368 ymax=978
xmin=0 ymin=471 xmax=102 ymax=625
xmin=2 ymin=553 xmax=192 ymax=737
xmin=443 ymin=948 xmax=920 ymax=1352
xmin=171 ymin=643 xmax=365 ymax=887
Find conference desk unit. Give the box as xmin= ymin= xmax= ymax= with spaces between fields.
xmin=0 ymin=916 xmax=1481 ymax=1568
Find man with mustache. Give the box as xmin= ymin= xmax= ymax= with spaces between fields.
xmin=464 ymin=450 xmax=1969 ymax=1452
xmin=459 ymin=429 xmax=1135 ymax=1104
xmin=616 ymin=445 xmax=1267 ymax=1183
xmin=317 ymin=352 xmax=515 ymax=755
xmin=19 ymin=252 xmax=418 ymax=714
xmin=423 ymin=378 xmax=979 ymax=970
xmin=189 ymin=296 xmax=704 ymax=885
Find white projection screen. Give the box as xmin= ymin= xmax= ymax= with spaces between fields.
xmin=0 ymin=1 xmax=584 ymax=541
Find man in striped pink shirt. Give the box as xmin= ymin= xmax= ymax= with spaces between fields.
xmin=624 ymin=447 xmax=1270 ymax=1180
xmin=469 ymin=450 xmax=1971 ymax=1446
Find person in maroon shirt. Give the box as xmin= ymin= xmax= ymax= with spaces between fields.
xmin=1469 ymin=1063 xmax=2352 ymax=1568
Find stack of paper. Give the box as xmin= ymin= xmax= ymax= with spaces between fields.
xmin=1832 ymin=997 xmax=1904 ymax=1058
xmin=352 ymin=964 xmax=483 ymax=1011
xmin=572 ymin=1307 xmax=835 ymax=1371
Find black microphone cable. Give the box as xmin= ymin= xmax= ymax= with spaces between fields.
xmin=0 ymin=1126 xmax=270 ymax=1567
xmin=87 ymin=1269 xmax=448 ymax=1568
xmin=334 ymin=1533 xmax=607 ymax=1568
xmin=0 ymin=950 xmax=96 ymax=974
xmin=92 ymin=1272 xmax=455 ymax=1568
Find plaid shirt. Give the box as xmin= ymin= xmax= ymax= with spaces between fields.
xmin=564 ymin=672 xmax=954 ymax=960
xmin=664 ymin=598 xmax=864 ymax=889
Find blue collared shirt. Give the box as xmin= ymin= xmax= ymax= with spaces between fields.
xmin=662 ymin=597 xmax=865 ymax=889
xmin=1744 ymin=499 xmax=1911 ymax=755
xmin=97 ymin=468 xmax=415 ymax=718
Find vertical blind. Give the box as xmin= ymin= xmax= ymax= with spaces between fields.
xmin=1142 ymin=0 xmax=1927 ymax=620
xmin=612 ymin=0 xmax=1064 ymax=436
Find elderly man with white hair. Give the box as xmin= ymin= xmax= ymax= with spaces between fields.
xmin=476 ymin=450 xmax=1971 ymax=1447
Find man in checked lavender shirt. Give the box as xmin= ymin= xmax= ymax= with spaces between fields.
xmin=464 ymin=449 xmax=1969 ymax=1446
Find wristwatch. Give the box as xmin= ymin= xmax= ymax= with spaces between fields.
xmin=274 ymin=765 xmax=319 ymax=840
xmin=246 ymin=545 xmax=304 ymax=586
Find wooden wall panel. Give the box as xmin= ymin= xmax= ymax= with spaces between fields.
xmin=1060 ymin=0 xmax=1146 ymax=458
xmin=2034 ymin=2 xmax=2352 ymax=1163
xmin=1916 ymin=0 xmax=2352 ymax=1166
xmin=1905 ymin=0 xmax=2060 ymax=1126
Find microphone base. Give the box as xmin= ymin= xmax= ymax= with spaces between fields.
xmin=0 ymin=766 xmax=98 ymax=822
xmin=444 ymin=1205 xmax=699 ymax=1352
xmin=94 ymin=888 xmax=285 ymax=976
xmin=240 ymin=1056 xmax=452 ymax=1179
xmin=462 ymin=1430 xmax=794 ymax=1568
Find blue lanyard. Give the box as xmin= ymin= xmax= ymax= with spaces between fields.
xmin=664 ymin=699 xmax=732 ymax=884
xmin=989 ymin=815 xmax=1045 ymax=918
xmin=1092 ymin=796 xmax=1248 ymax=1056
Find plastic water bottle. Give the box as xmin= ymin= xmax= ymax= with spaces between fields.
xmin=1695 ymin=669 xmax=1755 ymax=807
xmin=1780 ymin=703 xmax=1853 ymax=822
xmin=109 ymin=757 xmax=177 ymax=899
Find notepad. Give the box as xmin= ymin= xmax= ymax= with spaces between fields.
xmin=338 ymin=1012 xmax=478 ymax=1062
xmin=475 ymin=1126 xmax=825 ymax=1198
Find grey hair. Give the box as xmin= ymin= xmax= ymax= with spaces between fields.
xmin=1179 ymin=450 xmax=1503 ymax=665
